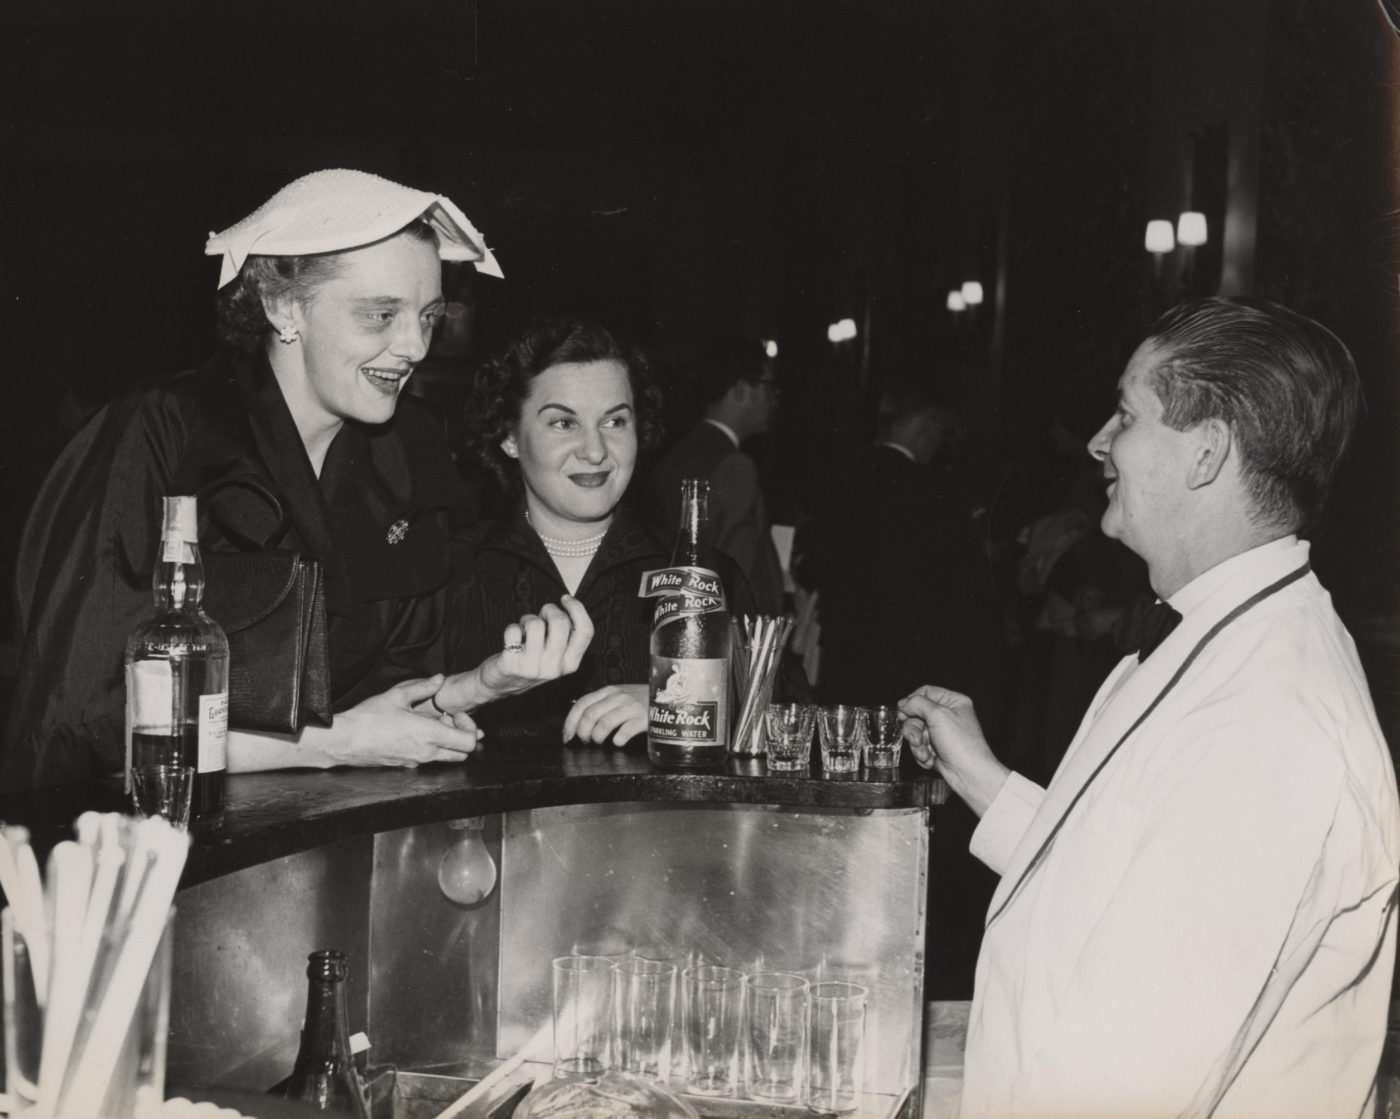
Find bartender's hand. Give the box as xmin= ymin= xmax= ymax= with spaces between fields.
xmin=563 ymin=684 xmax=649 ymax=746
xmin=432 ymin=597 xmax=594 ymax=713
xmin=898 ymin=685 xmax=1010 ymax=819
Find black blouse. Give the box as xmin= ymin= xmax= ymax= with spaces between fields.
xmin=453 ymin=502 xmax=772 ymax=744
xmin=3 ymin=350 xmax=474 ymax=790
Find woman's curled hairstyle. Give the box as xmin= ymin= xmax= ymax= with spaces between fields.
xmin=468 ymin=317 xmax=664 ymax=489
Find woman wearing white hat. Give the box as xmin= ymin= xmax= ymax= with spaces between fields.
xmin=4 ymin=169 xmax=592 ymax=790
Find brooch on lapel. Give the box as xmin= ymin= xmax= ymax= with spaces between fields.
xmin=385 ymin=518 xmax=410 ymax=545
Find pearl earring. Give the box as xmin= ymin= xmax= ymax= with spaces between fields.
xmin=277 ymin=325 xmax=300 ymax=344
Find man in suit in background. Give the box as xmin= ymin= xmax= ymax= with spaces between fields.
xmin=648 ymin=337 xmax=785 ymax=614
xmin=805 ymin=387 xmax=1005 ymax=715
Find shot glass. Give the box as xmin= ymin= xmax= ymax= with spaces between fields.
xmin=807 ymin=982 xmax=866 ymax=1114
xmin=744 ymin=971 xmax=809 ymax=1103
xmin=682 ymin=964 xmax=745 ymax=1096
xmin=614 ymin=956 xmax=677 ymax=1082
xmin=129 ymin=765 xmax=195 ymax=830
xmin=552 ymin=955 xmax=616 ymax=1079
xmin=863 ymin=705 xmax=905 ymax=769
xmin=763 ymin=703 xmax=816 ymax=772
xmin=817 ymin=706 xmax=865 ymax=775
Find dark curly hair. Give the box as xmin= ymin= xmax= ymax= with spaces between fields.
xmin=215 ymin=220 xmax=439 ymax=354
xmin=467 ymin=317 xmax=664 ymax=490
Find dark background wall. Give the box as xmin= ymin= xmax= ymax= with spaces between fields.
xmin=3 ymin=0 xmax=1398 ymax=737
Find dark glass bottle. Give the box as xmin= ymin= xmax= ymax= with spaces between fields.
xmin=644 ymin=479 xmax=732 ymax=767
xmin=124 ymin=495 xmax=229 ymax=819
xmin=278 ymin=950 xmax=371 ymax=1118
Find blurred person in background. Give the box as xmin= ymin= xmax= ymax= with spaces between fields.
xmin=803 ymin=386 xmax=1005 ymax=717
xmin=647 ymin=335 xmax=785 ymax=614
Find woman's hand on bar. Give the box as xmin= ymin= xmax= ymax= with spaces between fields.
xmin=430 ymin=596 xmax=595 ymax=714
xmin=319 ymin=677 xmax=482 ymax=765
xmin=898 ymin=685 xmax=1010 ymax=819
xmin=227 ymin=676 xmax=481 ymax=772
xmin=563 ymin=684 xmax=649 ymax=746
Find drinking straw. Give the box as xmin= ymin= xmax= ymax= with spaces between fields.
xmin=8 ymin=830 xmax=51 ymax=1005
xmin=112 ymin=817 xmax=158 ymax=932
xmin=35 ymin=842 xmax=94 ymax=1117
xmin=59 ymin=820 xmax=187 ymax=1118
xmin=58 ymin=818 xmax=137 ymax=1114
xmin=732 ymin=614 xmax=793 ymax=754
xmin=0 ymin=826 xmax=48 ymax=1005
xmin=73 ymin=829 xmax=128 ymax=1021
xmin=73 ymin=813 xmax=100 ymax=849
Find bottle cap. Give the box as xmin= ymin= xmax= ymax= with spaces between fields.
xmin=161 ymin=496 xmax=198 ymax=544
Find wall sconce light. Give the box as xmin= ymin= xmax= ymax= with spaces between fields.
xmin=946 ymin=291 xmax=967 ymax=313
xmin=960 ymin=281 xmax=984 ymax=307
xmin=827 ymin=318 xmax=857 ymax=343
xmin=762 ymin=339 xmax=779 ymax=359
xmin=1176 ymin=211 xmax=1208 ymax=247
xmin=438 ymin=817 xmax=497 ymax=906
xmin=1144 ymin=220 xmax=1176 ymax=254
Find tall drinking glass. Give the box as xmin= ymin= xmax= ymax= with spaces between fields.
xmin=614 ymin=956 xmax=677 ymax=1082
xmin=683 ymin=965 xmax=744 ymax=1096
xmin=807 ymin=981 xmax=866 ymax=1113
xmin=744 ymin=971 xmax=808 ymax=1102
xmin=552 ymin=955 xmax=616 ymax=1079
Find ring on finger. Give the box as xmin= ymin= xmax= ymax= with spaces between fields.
xmin=504 ymin=641 xmax=525 ymax=653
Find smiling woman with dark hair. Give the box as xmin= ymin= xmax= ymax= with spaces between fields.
xmin=457 ymin=316 xmax=761 ymax=747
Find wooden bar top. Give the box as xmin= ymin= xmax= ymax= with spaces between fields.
xmin=0 ymin=740 xmax=948 ymax=888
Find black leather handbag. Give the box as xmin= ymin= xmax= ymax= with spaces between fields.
xmin=199 ymin=477 xmax=333 ymax=733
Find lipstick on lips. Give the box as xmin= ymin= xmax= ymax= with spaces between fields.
xmin=569 ymin=470 xmax=612 ymax=488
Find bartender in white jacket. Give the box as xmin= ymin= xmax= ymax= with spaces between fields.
xmin=902 ymin=297 xmax=1400 ymax=1119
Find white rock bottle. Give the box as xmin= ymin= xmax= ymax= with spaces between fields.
xmin=124 ymin=496 xmax=229 ymax=819
xmin=640 ymin=478 xmax=731 ymax=767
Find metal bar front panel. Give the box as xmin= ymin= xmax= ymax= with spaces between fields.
xmin=498 ymin=802 xmax=928 ymax=1097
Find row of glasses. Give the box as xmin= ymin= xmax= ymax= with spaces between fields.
xmin=763 ymin=703 xmax=907 ymax=773
xmin=551 ymin=954 xmax=867 ymax=1112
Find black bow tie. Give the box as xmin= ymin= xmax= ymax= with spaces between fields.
xmin=1112 ymin=595 xmax=1182 ymax=662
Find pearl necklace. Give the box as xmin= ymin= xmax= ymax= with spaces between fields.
xmin=525 ymin=509 xmax=607 ymax=558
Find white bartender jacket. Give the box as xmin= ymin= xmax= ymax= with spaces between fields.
xmin=962 ymin=537 xmax=1400 ymax=1119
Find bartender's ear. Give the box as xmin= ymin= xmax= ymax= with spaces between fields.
xmin=1185 ymin=418 xmax=1231 ymax=489
xmin=501 ymin=433 xmax=520 ymax=459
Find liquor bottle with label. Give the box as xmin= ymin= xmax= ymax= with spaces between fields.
xmin=276 ymin=950 xmax=372 ymax=1118
xmin=641 ymin=478 xmax=731 ymax=767
xmin=125 ymin=496 xmax=229 ymax=819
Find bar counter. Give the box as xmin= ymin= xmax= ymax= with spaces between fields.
xmin=188 ymin=740 xmax=949 ymax=885
xmin=5 ymin=742 xmax=950 ymax=1117
xmin=0 ymin=740 xmax=950 ymax=887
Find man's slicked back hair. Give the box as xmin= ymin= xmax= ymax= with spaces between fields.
xmin=1144 ymin=296 xmax=1361 ymax=533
